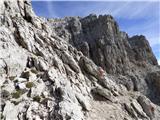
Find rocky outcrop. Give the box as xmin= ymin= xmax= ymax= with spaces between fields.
xmin=50 ymin=14 xmax=131 ymax=74
xmin=145 ymin=71 xmax=160 ymax=104
xmin=50 ymin=13 xmax=160 ymax=104
xmin=128 ymin=35 xmax=158 ymax=65
xmin=138 ymin=95 xmax=156 ymax=119
xmin=50 ymin=14 xmax=158 ymax=76
xmin=0 ymin=0 xmax=160 ymax=120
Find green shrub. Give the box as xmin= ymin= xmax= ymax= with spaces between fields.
xmin=26 ymin=82 xmax=34 ymax=88
xmin=33 ymin=95 xmax=41 ymax=102
xmin=11 ymin=90 xmax=23 ymax=99
xmin=30 ymin=68 xmax=38 ymax=74
xmin=9 ymin=76 xmax=16 ymax=81
xmin=21 ymin=71 xmax=30 ymax=79
xmin=14 ymin=79 xmax=18 ymax=83
xmin=1 ymin=113 xmax=4 ymax=119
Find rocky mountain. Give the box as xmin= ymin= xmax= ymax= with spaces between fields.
xmin=0 ymin=0 xmax=160 ymax=120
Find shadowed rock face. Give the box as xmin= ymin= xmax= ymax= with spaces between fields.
xmin=50 ymin=14 xmax=158 ymax=75
xmin=146 ymin=71 xmax=160 ymax=104
xmin=128 ymin=35 xmax=158 ymax=65
xmin=1 ymin=0 xmax=160 ymax=120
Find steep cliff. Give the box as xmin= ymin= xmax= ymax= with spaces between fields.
xmin=0 ymin=1 xmax=160 ymax=120
xmin=49 ymin=14 xmax=158 ymax=75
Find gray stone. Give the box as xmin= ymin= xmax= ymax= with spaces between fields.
xmin=131 ymin=99 xmax=148 ymax=118
xmin=137 ymin=95 xmax=155 ymax=119
xmin=128 ymin=35 xmax=158 ymax=65
xmin=75 ymin=93 xmax=91 ymax=111
xmin=79 ymin=56 xmax=101 ymax=80
xmin=3 ymin=101 xmax=19 ymax=120
xmin=17 ymin=82 xmax=26 ymax=90
xmin=146 ymin=71 xmax=160 ymax=104
xmin=3 ymin=101 xmax=26 ymax=120
xmin=61 ymin=51 xmax=80 ymax=73
xmin=30 ymin=79 xmax=45 ymax=97
xmin=91 ymin=87 xmax=113 ymax=102
xmin=124 ymin=103 xmax=138 ymax=118
xmin=33 ymin=57 xmax=49 ymax=71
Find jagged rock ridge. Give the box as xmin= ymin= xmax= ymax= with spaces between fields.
xmin=49 ymin=14 xmax=158 ymax=74
xmin=0 ymin=1 xmax=160 ymax=120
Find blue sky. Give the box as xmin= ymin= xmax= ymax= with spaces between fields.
xmin=31 ymin=1 xmax=160 ymax=64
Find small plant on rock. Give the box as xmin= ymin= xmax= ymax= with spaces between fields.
xmin=26 ymin=82 xmax=34 ymax=88
xmin=11 ymin=90 xmax=23 ymax=99
xmin=33 ymin=95 xmax=41 ymax=102
xmin=30 ymin=68 xmax=38 ymax=74
xmin=1 ymin=113 xmax=4 ymax=119
xmin=14 ymin=79 xmax=18 ymax=83
xmin=9 ymin=76 xmax=16 ymax=81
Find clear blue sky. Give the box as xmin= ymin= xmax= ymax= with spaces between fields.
xmin=31 ymin=1 xmax=160 ymax=64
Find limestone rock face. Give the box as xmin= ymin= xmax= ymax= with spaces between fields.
xmin=146 ymin=71 xmax=160 ymax=104
xmin=51 ymin=14 xmax=158 ymax=75
xmin=50 ymin=13 xmax=159 ymax=100
xmin=138 ymin=95 xmax=156 ymax=119
xmin=128 ymin=35 xmax=158 ymax=65
xmin=50 ymin=14 xmax=131 ymax=74
xmin=0 ymin=1 xmax=160 ymax=120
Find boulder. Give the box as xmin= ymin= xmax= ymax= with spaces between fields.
xmin=75 ymin=93 xmax=91 ymax=111
xmin=137 ymin=95 xmax=155 ymax=119
xmin=131 ymin=99 xmax=148 ymax=118
xmin=79 ymin=56 xmax=100 ymax=79
xmin=3 ymin=101 xmax=26 ymax=120
xmin=124 ymin=103 xmax=138 ymax=118
xmin=16 ymin=82 xmax=26 ymax=90
xmin=47 ymin=67 xmax=59 ymax=83
xmin=61 ymin=51 xmax=80 ymax=73
xmin=3 ymin=101 xmax=18 ymax=120
xmin=91 ymin=87 xmax=113 ymax=102
xmin=30 ymin=79 xmax=45 ymax=97
xmin=33 ymin=57 xmax=49 ymax=71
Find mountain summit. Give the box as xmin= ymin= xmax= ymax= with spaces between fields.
xmin=0 ymin=1 xmax=160 ymax=120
